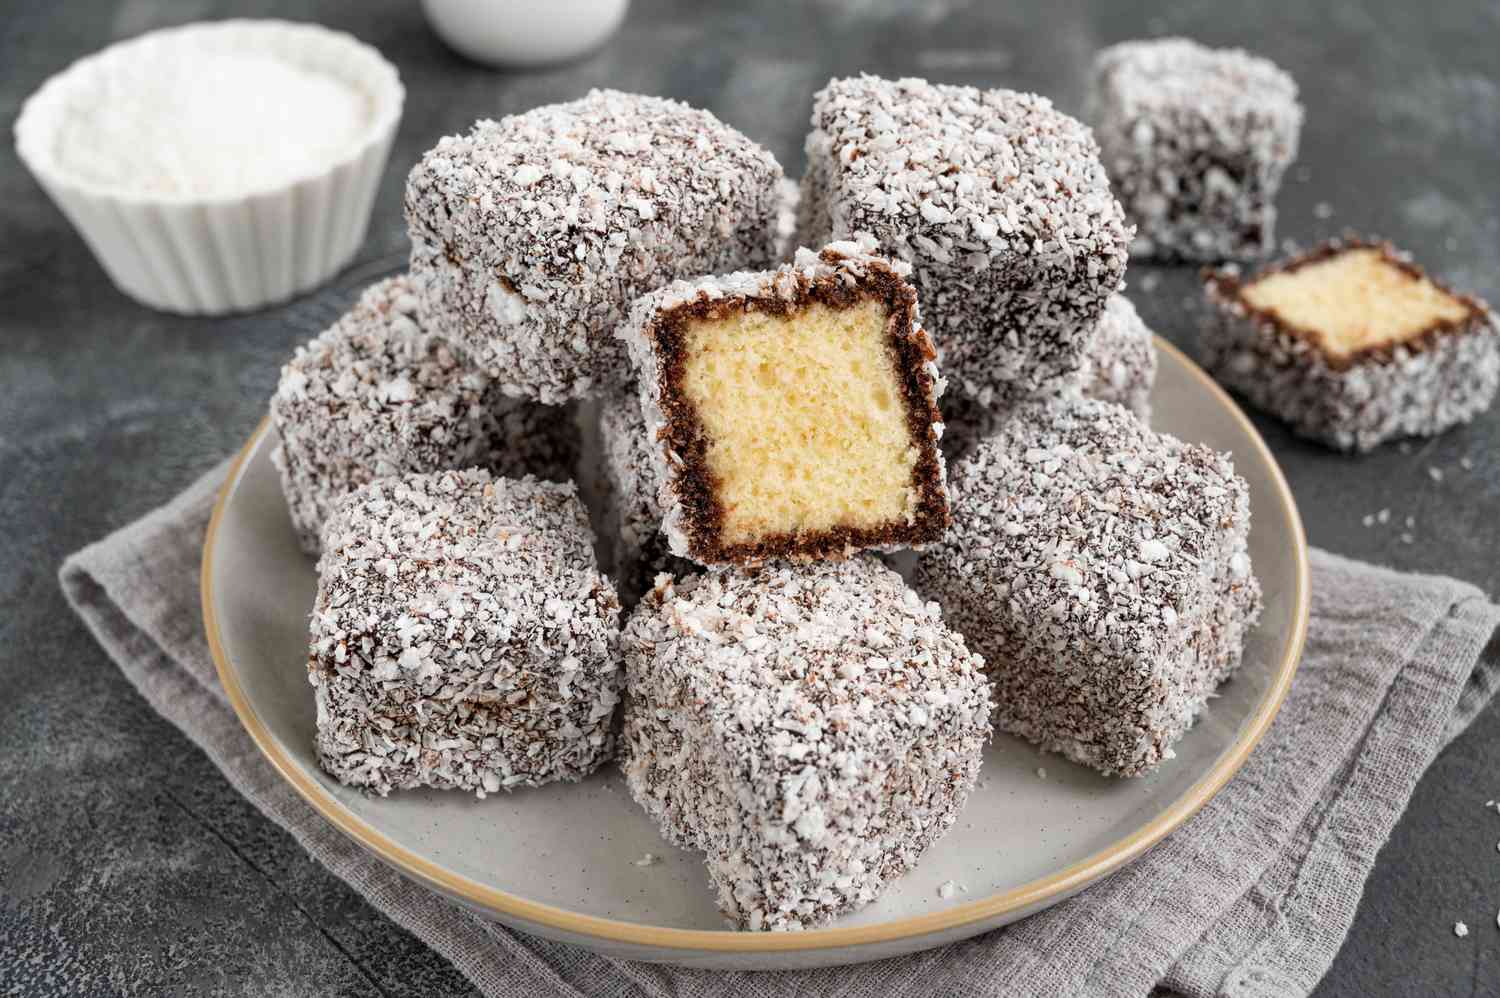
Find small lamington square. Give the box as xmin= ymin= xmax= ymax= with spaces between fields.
xmin=1088 ymin=38 xmax=1303 ymax=262
xmin=309 ymin=469 xmax=621 ymax=796
xmin=1203 ymin=238 xmax=1500 ymax=451
xmin=621 ymin=558 xmax=991 ymax=930
xmin=797 ymin=74 xmax=1130 ymax=405
xmin=917 ymin=398 xmax=1261 ymax=778
xmin=941 ymin=293 xmax=1157 ymax=465
xmin=598 ymin=387 xmax=695 ymax=605
xmin=404 ymin=90 xmax=783 ymax=404
xmin=270 ymin=275 xmax=578 ymax=554
xmin=618 ymin=239 xmax=949 ymax=566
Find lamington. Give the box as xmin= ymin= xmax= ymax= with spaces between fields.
xmin=941 ymin=293 xmax=1157 ymax=465
xmin=404 ymin=90 xmax=783 ymax=404
xmin=597 ymin=386 xmax=696 ymax=605
xmin=1202 ymin=238 xmax=1500 ymax=451
xmin=797 ymin=74 xmax=1131 ymax=405
xmin=270 ymin=275 xmax=578 ymax=554
xmin=1087 ymin=38 xmax=1303 ymax=262
xmin=617 ymin=238 xmax=949 ymax=566
xmin=309 ymin=469 xmax=621 ymax=796
xmin=621 ymin=557 xmax=991 ymax=930
xmin=916 ymin=397 xmax=1261 ymax=778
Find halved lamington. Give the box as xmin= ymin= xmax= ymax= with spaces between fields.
xmin=941 ymin=293 xmax=1157 ymax=465
xmin=621 ymin=557 xmax=991 ymax=930
xmin=1203 ymin=238 xmax=1500 ymax=451
xmin=404 ymin=90 xmax=783 ymax=403
xmin=797 ymin=74 xmax=1131 ymax=405
xmin=1088 ymin=38 xmax=1302 ymax=262
xmin=917 ymin=397 xmax=1260 ymax=778
xmin=598 ymin=386 xmax=695 ymax=605
xmin=309 ymin=469 xmax=621 ymax=796
xmin=617 ymin=239 xmax=949 ymax=566
xmin=270 ymin=275 xmax=578 ymax=554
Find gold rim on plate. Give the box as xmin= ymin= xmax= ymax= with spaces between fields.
xmin=202 ymin=335 xmax=1310 ymax=955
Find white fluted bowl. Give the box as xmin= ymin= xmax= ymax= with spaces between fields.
xmin=14 ymin=20 xmax=404 ymax=315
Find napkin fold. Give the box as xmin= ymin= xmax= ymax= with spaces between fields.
xmin=61 ymin=463 xmax=1500 ymax=998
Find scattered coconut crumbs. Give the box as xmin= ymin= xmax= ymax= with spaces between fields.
xmin=1428 ymin=466 xmax=1445 ymax=483
xmin=1313 ymin=201 xmax=1333 ymax=219
xmin=938 ymin=880 xmax=957 ymax=900
xmin=634 ymin=853 xmax=660 ymax=868
xmin=1455 ymin=921 xmax=1469 ymax=938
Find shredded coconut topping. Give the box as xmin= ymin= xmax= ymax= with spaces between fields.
xmin=917 ymin=397 xmax=1261 ymax=777
xmin=1087 ymin=38 xmax=1303 ymax=261
xmin=404 ymin=89 xmax=783 ymax=403
xmin=942 ymin=293 xmax=1157 ymax=467
xmin=269 ymin=275 xmax=577 ymax=554
xmin=621 ymin=557 xmax=991 ymax=930
xmin=797 ymin=73 xmax=1131 ymax=402
xmin=1201 ymin=238 xmax=1500 ymax=451
xmin=308 ymin=469 xmax=621 ymax=797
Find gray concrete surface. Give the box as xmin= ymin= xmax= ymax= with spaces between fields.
xmin=3 ymin=1 xmax=1498 ymax=994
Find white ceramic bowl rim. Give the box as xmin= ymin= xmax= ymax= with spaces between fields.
xmin=13 ymin=18 xmax=406 ymax=207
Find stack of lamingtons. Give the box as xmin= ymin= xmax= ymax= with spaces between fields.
xmin=268 ymin=72 xmax=1268 ymax=933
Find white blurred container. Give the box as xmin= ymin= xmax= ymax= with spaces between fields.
xmin=421 ymin=0 xmax=629 ymax=68
xmin=13 ymin=20 xmax=405 ymax=315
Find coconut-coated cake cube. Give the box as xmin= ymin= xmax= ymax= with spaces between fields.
xmin=621 ymin=557 xmax=991 ymax=930
xmin=1087 ymin=38 xmax=1303 ymax=262
xmin=797 ymin=74 xmax=1131 ymax=406
xmin=1203 ymin=237 xmax=1500 ymax=452
xmin=916 ymin=397 xmax=1260 ymax=778
xmin=270 ymin=275 xmax=578 ymax=555
xmin=941 ymin=293 xmax=1157 ymax=466
xmin=617 ymin=238 xmax=949 ymax=566
xmin=404 ymin=90 xmax=783 ymax=404
xmin=308 ymin=469 xmax=621 ymax=796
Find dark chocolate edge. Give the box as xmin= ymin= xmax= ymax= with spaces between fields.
xmin=1201 ymin=235 xmax=1496 ymax=373
xmin=647 ymin=252 xmax=950 ymax=566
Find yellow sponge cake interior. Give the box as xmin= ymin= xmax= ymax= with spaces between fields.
xmin=1241 ymin=247 xmax=1474 ymax=360
xmin=679 ymin=298 xmax=920 ymax=547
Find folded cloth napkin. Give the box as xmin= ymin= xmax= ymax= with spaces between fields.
xmin=61 ymin=462 xmax=1500 ymax=998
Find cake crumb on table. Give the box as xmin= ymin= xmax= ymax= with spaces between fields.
xmin=633 ymin=853 xmax=660 ymax=868
xmin=938 ymin=880 xmax=957 ymax=900
xmin=1455 ymin=921 xmax=1469 ymax=938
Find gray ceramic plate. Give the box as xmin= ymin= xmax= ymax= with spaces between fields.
xmin=204 ymin=337 xmax=1309 ymax=970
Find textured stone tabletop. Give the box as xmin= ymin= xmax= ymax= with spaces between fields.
xmin=3 ymin=1 xmax=1498 ymax=994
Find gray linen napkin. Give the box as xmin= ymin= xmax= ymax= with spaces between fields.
xmin=60 ymin=462 xmax=1500 ymax=998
